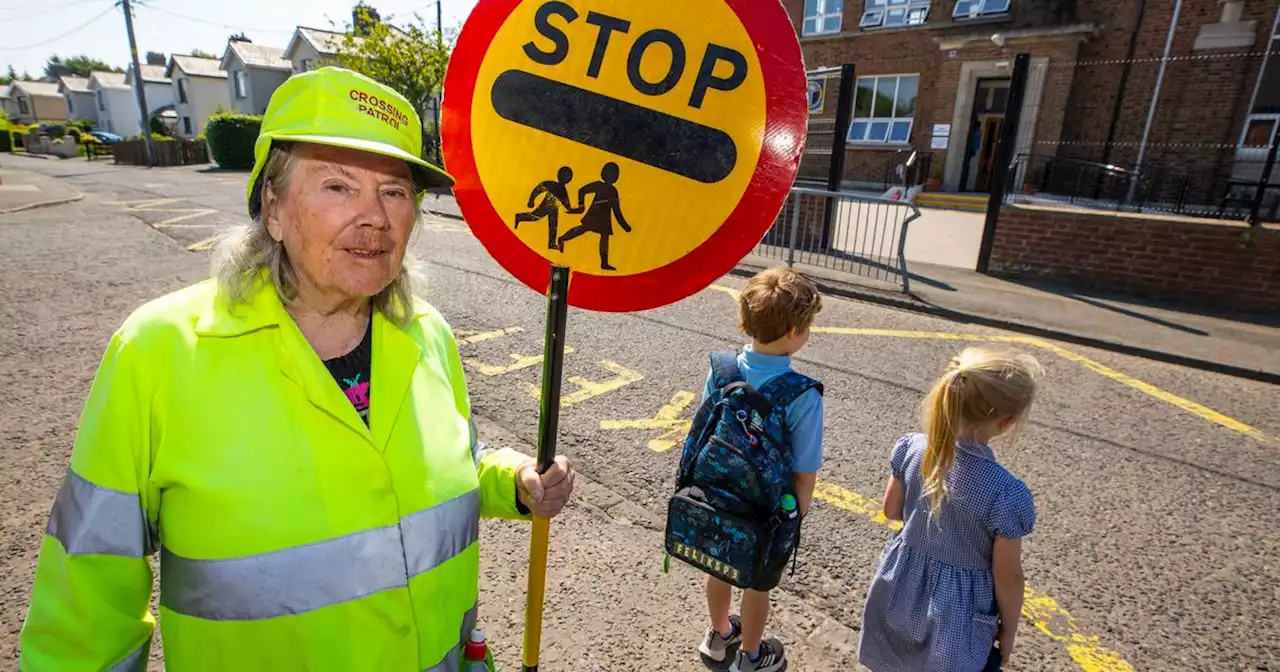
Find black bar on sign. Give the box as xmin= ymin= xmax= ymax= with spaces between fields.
xmin=491 ymin=69 xmax=738 ymax=184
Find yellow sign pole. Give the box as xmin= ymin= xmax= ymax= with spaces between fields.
xmin=521 ymin=266 xmax=570 ymax=672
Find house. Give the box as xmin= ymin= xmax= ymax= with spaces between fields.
xmin=166 ymin=55 xmax=231 ymax=138
xmin=5 ymin=80 xmax=67 ymax=125
xmin=58 ymin=76 xmax=97 ymax=125
xmin=125 ymin=63 xmax=175 ymax=120
xmin=788 ymin=0 xmax=1279 ymax=207
xmin=220 ymin=40 xmax=291 ymax=115
xmin=87 ymin=71 xmax=139 ymax=136
xmin=0 ymin=85 xmax=14 ymax=121
xmin=283 ymin=27 xmax=348 ymax=74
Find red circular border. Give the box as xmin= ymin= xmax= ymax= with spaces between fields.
xmin=442 ymin=0 xmax=806 ymax=312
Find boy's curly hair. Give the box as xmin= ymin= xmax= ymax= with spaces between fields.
xmin=738 ymin=267 xmax=823 ymax=344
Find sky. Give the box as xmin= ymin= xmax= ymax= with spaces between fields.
xmin=0 ymin=0 xmax=480 ymax=77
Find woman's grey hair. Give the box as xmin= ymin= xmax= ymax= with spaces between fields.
xmin=211 ymin=141 xmax=425 ymax=328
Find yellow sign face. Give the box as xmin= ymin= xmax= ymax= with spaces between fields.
xmin=469 ymin=0 xmax=766 ymax=276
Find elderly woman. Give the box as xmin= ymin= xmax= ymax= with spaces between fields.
xmin=19 ymin=68 xmax=574 ymax=671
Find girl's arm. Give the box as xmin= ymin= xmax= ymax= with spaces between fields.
xmin=793 ymin=471 xmax=817 ymax=516
xmin=992 ymin=536 xmax=1025 ymax=662
xmin=882 ymin=477 xmax=905 ymax=522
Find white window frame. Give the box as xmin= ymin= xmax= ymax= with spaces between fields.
xmin=234 ymin=70 xmax=248 ymax=99
xmin=97 ymin=90 xmax=105 ymax=111
xmin=802 ymin=0 xmax=843 ymax=37
xmin=178 ymin=78 xmax=189 ymax=104
xmin=17 ymin=96 xmax=29 ymax=115
xmin=301 ymin=58 xmax=314 ymax=72
xmin=848 ymin=74 xmax=919 ymax=145
xmin=953 ymin=0 xmax=1012 ymax=20
xmin=1239 ymin=28 xmax=1280 ymax=149
xmin=182 ymin=116 xmax=193 ymax=135
xmin=862 ymin=0 xmax=930 ymax=30
xmin=66 ymin=96 xmax=74 ymax=114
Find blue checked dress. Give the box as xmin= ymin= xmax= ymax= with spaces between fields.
xmin=858 ymin=434 xmax=1036 ymax=672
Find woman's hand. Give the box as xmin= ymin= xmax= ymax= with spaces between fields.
xmin=517 ymin=456 xmax=575 ymax=518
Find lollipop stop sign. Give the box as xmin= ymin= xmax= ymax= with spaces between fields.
xmin=440 ymin=1 xmax=806 ymax=669
xmin=443 ymin=0 xmax=807 ymax=313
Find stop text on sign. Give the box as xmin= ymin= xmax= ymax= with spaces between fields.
xmin=490 ymin=0 xmax=752 ymax=184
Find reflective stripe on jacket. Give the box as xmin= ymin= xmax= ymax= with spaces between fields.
xmin=20 ymin=278 xmax=530 ymax=671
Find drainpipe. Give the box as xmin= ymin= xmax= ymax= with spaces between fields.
xmin=1126 ymin=0 xmax=1184 ymax=206
xmin=1100 ymin=0 xmax=1148 ymax=173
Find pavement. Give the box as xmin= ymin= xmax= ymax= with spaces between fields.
xmin=2 ymin=160 xmax=1278 ymax=672
xmin=0 ymin=164 xmax=83 ymax=213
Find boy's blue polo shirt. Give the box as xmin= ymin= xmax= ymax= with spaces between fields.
xmin=701 ymin=344 xmax=825 ymax=473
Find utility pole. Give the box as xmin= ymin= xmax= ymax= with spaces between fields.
xmin=119 ymin=0 xmax=152 ymax=166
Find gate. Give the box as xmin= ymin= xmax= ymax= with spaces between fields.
xmin=757 ymin=186 xmax=921 ymax=292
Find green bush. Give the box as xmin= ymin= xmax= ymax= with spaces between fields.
xmin=204 ymin=113 xmax=262 ymax=169
xmin=40 ymin=124 xmax=67 ymax=138
xmin=66 ymin=127 xmax=81 ymax=140
xmin=69 ymin=119 xmax=94 ymax=133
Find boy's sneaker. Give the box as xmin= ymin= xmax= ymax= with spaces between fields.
xmin=730 ymin=636 xmax=787 ymax=672
xmin=698 ymin=615 xmax=742 ymax=662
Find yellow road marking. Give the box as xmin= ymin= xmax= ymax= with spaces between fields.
xmin=808 ymin=327 xmax=1278 ymax=445
xmin=456 ymin=327 xmax=524 ymax=346
xmin=1030 ymin=340 xmax=1277 ymax=445
xmin=103 ymin=198 xmax=184 ymax=208
xmin=600 ymin=390 xmax=695 ymax=451
xmin=815 ymin=480 xmax=1133 ymax=672
xmin=465 ymin=346 xmax=576 ymax=377
xmin=528 ymin=360 xmax=643 ymax=409
xmin=185 ymin=236 xmax=219 ymax=252
xmin=154 ymin=209 xmax=217 ymax=227
xmin=709 ymin=284 xmax=741 ymax=300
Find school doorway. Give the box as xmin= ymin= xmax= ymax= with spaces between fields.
xmin=959 ymin=78 xmax=1010 ymax=193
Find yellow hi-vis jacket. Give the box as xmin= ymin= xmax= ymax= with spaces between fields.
xmin=19 ymin=278 xmax=531 ymax=671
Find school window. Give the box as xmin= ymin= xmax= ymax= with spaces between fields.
xmin=861 ymin=0 xmax=930 ymax=29
xmin=1241 ymin=32 xmax=1280 ymax=148
xmin=953 ymin=0 xmax=1012 ymax=19
xmin=178 ymin=79 xmax=189 ymax=104
xmin=849 ymin=74 xmax=918 ymax=144
xmin=182 ymin=117 xmax=193 ymax=135
xmin=17 ymin=97 xmax=29 ymax=115
xmin=234 ymin=71 xmax=247 ymax=99
xmin=301 ymin=58 xmax=314 ymax=72
xmin=67 ymin=97 xmax=74 ymax=114
xmin=97 ymin=90 xmax=105 ymax=111
xmin=802 ymin=0 xmax=843 ymax=37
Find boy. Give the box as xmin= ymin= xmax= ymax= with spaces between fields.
xmin=698 ymin=267 xmax=824 ymax=672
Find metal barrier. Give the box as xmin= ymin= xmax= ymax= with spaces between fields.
xmin=756 ymin=186 xmax=921 ymax=293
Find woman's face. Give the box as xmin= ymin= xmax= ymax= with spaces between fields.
xmin=265 ymin=143 xmax=417 ymax=307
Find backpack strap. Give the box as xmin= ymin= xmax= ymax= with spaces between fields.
xmin=709 ymin=351 xmax=742 ymax=389
xmin=758 ymin=372 xmax=823 ymax=409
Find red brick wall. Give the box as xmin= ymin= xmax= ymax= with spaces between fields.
xmin=990 ymin=206 xmax=1280 ymax=312
xmin=785 ymin=0 xmax=1278 ymax=200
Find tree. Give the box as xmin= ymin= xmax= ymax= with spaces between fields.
xmin=352 ymin=2 xmax=382 ymax=36
xmin=189 ymin=49 xmax=218 ymax=59
xmin=145 ymin=51 xmax=167 ymax=66
xmin=333 ymin=4 xmax=451 ymax=160
xmin=44 ymin=54 xmax=119 ymax=79
xmin=1 ymin=65 xmax=16 ymax=85
xmin=229 ymin=33 xmax=251 ymax=43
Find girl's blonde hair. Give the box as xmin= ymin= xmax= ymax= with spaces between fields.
xmin=920 ymin=347 xmax=1044 ymax=519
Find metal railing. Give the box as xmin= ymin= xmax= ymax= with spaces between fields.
xmin=756 ymin=186 xmax=921 ymax=293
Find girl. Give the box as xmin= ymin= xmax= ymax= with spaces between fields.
xmin=859 ymin=347 xmax=1044 ymax=672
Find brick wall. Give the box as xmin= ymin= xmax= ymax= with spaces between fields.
xmin=990 ymin=205 xmax=1280 ymax=312
xmin=786 ymin=0 xmax=1278 ymax=201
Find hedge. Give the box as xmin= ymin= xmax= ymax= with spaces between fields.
xmin=205 ymin=113 xmax=262 ymax=170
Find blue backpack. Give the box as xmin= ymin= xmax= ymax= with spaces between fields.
xmin=664 ymin=351 xmax=822 ymax=590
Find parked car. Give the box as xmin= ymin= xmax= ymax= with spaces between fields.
xmin=88 ymin=131 xmax=124 ymax=143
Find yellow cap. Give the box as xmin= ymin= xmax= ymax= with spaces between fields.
xmin=247 ymin=67 xmax=453 ymax=217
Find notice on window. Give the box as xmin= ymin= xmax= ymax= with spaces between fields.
xmin=932 ymin=124 xmax=951 ymax=137
xmin=931 ymin=136 xmax=949 ymax=149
